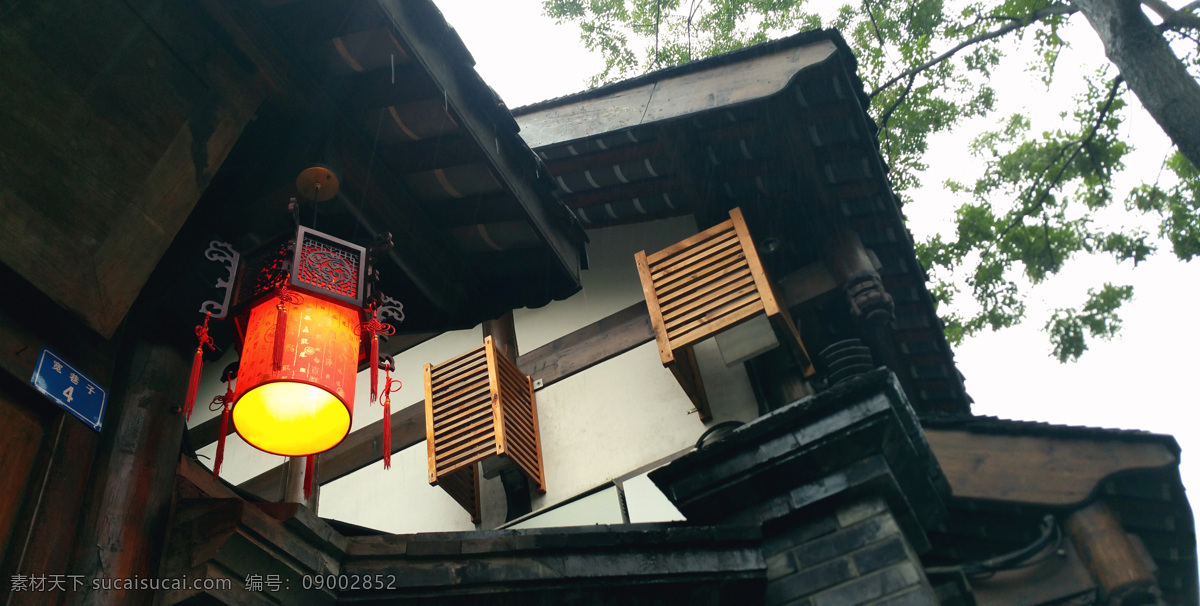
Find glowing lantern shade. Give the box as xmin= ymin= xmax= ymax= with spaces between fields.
xmin=225 ymin=225 xmax=371 ymax=457
xmin=232 ymin=295 xmax=359 ymax=456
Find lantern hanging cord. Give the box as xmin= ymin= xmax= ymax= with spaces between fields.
xmin=195 ymin=312 xmax=216 ymax=352
xmin=355 ymin=307 xmax=396 ymax=338
xmin=384 ymin=372 xmax=402 ymax=400
xmin=275 ymin=284 xmax=304 ymax=305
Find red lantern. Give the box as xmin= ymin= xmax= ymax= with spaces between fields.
xmin=232 ymin=294 xmax=359 ymax=456
xmin=226 ymin=226 xmax=372 ymax=457
xmin=193 ymin=193 xmax=400 ymax=496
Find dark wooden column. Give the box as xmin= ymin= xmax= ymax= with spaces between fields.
xmin=482 ymin=313 xmax=519 ymax=363
xmin=481 ymin=311 xmax=531 ymax=522
xmin=823 ymin=229 xmax=908 ymax=393
xmin=68 ymin=334 xmax=189 ymax=606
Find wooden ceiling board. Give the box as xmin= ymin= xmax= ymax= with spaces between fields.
xmin=0 ymin=0 xmax=266 ymax=337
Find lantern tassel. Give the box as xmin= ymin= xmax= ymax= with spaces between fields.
xmin=370 ymin=333 xmax=379 ymax=404
xmin=211 ymin=377 xmax=235 ymax=481
xmin=273 ymin=303 xmax=288 ymax=371
xmin=382 ymin=398 xmax=392 ymax=469
xmin=185 ymin=312 xmax=215 ymax=421
xmin=213 ymin=401 xmax=230 ymax=480
xmin=382 ymin=369 xmax=400 ymax=470
xmin=184 ymin=347 xmax=203 ymax=421
xmin=304 ymin=455 xmax=316 ymax=501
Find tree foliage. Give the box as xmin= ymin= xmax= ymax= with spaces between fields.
xmin=544 ymin=0 xmax=1200 ymax=361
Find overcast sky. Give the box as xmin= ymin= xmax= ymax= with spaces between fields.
xmin=430 ymin=0 xmax=1200 ymax=524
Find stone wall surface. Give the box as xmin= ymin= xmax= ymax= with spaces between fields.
xmin=764 ymin=498 xmax=937 ymax=606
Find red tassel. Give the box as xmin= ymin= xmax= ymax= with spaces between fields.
xmin=212 ymin=378 xmax=235 ymax=481
xmin=184 ymin=347 xmax=203 ymax=421
xmin=382 ymin=372 xmax=400 ymax=470
xmin=185 ymin=312 xmax=214 ymax=421
xmin=382 ymin=393 xmax=392 ymax=470
xmin=370 ymin=333 xmax=379 ymax=404
xmin=213 ymin=401 xmax=230 ymax=480
xmin=304 ymin=455 xmax=315 ymax=501
xmin=273 ymin=303 xmax=288 ymax=371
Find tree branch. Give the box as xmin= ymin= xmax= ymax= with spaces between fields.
xmin=1142 ymin=0 xmax=1200 ymax=29
xmin=864 ymin=0 xmax=889 ymax=51
xmin=990 ymin=76 xmax=1125 ymax=246
xmin=879 ymin=73 xmax=917 ymax=132
xmin=870 ymin=4 xmax=1079 ymax=98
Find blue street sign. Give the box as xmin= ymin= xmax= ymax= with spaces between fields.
xmin=29 ymin=348 xmax=107 ymax=431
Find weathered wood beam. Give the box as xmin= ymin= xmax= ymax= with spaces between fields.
xmin=559 ymin=177 xmax=682 ymax=210
xmin=518 ymin=301 xmax=653 ymax=385
xmin=340 ymin=64 xmax=442 ymax=111
xmin=380 ymin=134 xmax=486 ymax=173
xmin=424 ymin=194 xmax=528 ymax=227
xmin=235 ymin=259 xmax=839 ymax=496
xmin=655 ymin=125 xmax=719 ymax=229
xmin=378 ymin=0 xmax=583 ymax=288
xmin=926 ymin=429 xmax=1178 ymax=506
xmin=542 ymin=140 xmax=666 ymax=175
xmin=263 ymin=0 xmax=384 ymax=42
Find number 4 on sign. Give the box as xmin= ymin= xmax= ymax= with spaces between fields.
xmin=62 ymin=386 xmax=74 ymax=402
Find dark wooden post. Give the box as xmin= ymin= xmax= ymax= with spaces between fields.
xmin=68 ymin=335 xmax=189 ymax=606
xmin=481 ymin=311 xmax=531 ymax=522
xmin=482 ymin=313 xmax=519 ymax=363
xmin=823 ymin=229 xmax=909 ymax=395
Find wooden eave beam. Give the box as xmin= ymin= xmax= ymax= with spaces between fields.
xmin=376 ymin=0 xmax=583 ymax=289
xmin=559 ymin=177 xmax=682 ymax=209
xmin=263 ymin=0 xmax=385 ymax=43
xmin=339 ymin=64 xmax=442 ymax=111
xmin=380 ymin=134 xmax=486 ymax=173
xmin=654 ymin=124 xmax=719 ymax=228
xmin=541 ymin=139 xmax=666 ymax=175
xmin=424 ymin=193 xmax=528 ymax=227
xmin=925 ymin=429 xmax=1178 ymax=506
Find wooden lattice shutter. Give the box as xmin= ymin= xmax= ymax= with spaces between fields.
xmin=424 ymin=336 xmax=546 ymax=520
xmin=635 ymin=207 xmax=814 ymax=420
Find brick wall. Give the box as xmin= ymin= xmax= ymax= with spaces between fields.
xmin=763 ymin=497 xmax=937 ymax=606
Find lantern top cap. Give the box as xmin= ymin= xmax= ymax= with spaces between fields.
xmin=296 ymin=166 xmax=339 ymax=202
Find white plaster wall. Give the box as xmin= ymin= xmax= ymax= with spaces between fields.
xmin=622 ymin=472 xmax=685 ymax=524
xmin=509 ymin=486 xmax=625 ymax=530
xmin=513 ymin=215 xmax=700 ymax=351
xmin=528 ymin=339 xmax=759 ymax=514
xmin=319 ymin=440 xmax=479 ymax=534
